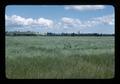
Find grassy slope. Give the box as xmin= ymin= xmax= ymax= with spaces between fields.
xmin=6 ymin=36 xmax=115 ymax=79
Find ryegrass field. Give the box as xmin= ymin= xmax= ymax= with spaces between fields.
xmin=5 ymin=36 xmax=115 ymax=79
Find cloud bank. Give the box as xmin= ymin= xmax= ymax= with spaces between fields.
xmin=61 ymin=14 xmax=114 ymax=28
xmin=6 ymin=15 xmax=54 ymax=28
xmin=64 ymin=5 xmax=105 ymax=11
xmin=5 ymin=14 xmax=114 ymax=32
xmin=93 ymin=14 xmax=114 ymax=25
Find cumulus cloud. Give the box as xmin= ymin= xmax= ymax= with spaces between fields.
xmin=65 ymin=5 xmax=105 ymax=11
xmin=5 ymin=15 xmax=54 ymax=28
xmin=5 ymin=14 xmax=114 ymax=32
xmin=37 ymin=18 xmax=53 ymax=27
xmin=93 ymin=14 xmax=114 ymax=25
xmin=61 ymin=17 xmax=82 ymax=28
xmin=61 ymin=17 xmax=95 ymax=28
xmin=61 ymin=14 xmax=114 ymax=29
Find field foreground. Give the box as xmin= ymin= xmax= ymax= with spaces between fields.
xmin=6 ymin=36 xmax=115 ymax=79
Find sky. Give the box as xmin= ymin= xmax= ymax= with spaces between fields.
xmin=5 ymin=5 xmax=115 ymax=34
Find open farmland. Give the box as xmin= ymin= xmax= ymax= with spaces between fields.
xmin=5 ymin=36 xmax=115 ymax=79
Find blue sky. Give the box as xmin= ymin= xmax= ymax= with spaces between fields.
xmin=5 ymin=5 xmax=114 ymax=34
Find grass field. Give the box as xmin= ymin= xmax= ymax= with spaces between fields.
xmin=5 ymin=36 xmax=115 ymax=79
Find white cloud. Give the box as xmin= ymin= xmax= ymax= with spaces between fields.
xmin=83 ymin=14 xmax=114 ymax=28
xmin=60 ymin=14 xmax=114 ymax=29
xmin=61 ymin=17 xmax=82 ymax=28
xmin=5 ymin=15 xmax=54 ymax=28
xmin=61 ymin=17 xmax=74 ymax=24
xmin=5 ymin=14 xmax=114 ymax=32
xmin=61 ymin=17 xmax=96 ymax=28
xmin=5 ymin=15 xmax=8 ymax=20
xmin=37 ymin=18 xmax=54 ymax=28
xmin=65 ymin=5 xmax=105 ymax=11
xmin=93 ymin=14 xmax=114 ymax=25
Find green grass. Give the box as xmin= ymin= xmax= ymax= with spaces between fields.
xmin=5 ymin=36 xmax=115 ymax=79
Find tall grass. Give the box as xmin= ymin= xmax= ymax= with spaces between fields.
xmin=6 ymin=36 xmax=114 ymax=79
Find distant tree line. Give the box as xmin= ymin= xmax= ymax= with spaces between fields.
xmin=6 ymin=31 xmax=114 ymax=36
xmin=6 ymin=31 xmax=37 ymax=36
xmin=46 ymin=32 xmax=114 ymax=36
